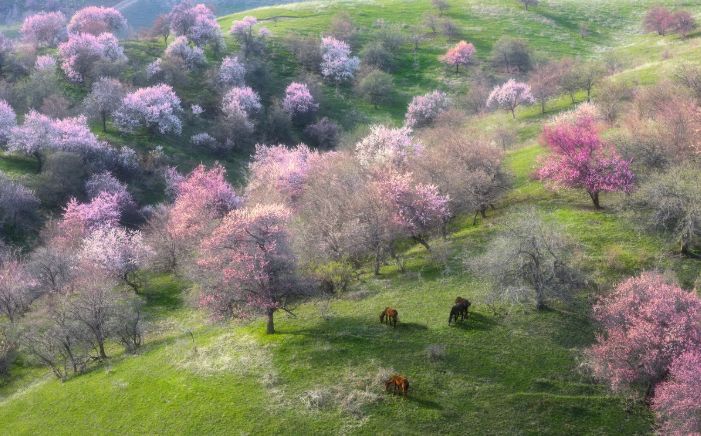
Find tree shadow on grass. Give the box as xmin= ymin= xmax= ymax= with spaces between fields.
xmin=448 ymin=312 xmax=498 ymax=331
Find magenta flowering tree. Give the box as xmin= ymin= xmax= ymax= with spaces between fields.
xmin=197 ymin=203 xmax=298 ymax=333
xmin=21 ymin=11 xmax=67 ymax=47
xmin=536 ymin=110 xmax=634 ymax=209
xmin=0 ymin=259 xmax=37 ymax=322
xmin=487 ymin=79 xmax=535 ymax=118
xmin=355 ymin=125 xmax=423 ymax=170
xmin=320 ymin=36 xmax=360 ymax=84
xmin=282 ymin=82 xmax=318 ymax=117
xmin=68 ymin=6 xmax=127 ymax=36
xmin=78 ymin=225 xmax=152 ymax=293
xmin=114 ymin=84 xmax=183 ymax=135
xmin=586 ymin=272 xmax=701 ymax=395
xmin=440 ymin=40 xmax=476 ymax=73
xmin=167 ymin=164 xmax=241 ymax=241
xmin=246 ymin=143 xmax=320 ymax=206
xmin=405 ymin=90 xmax=450 ymax=128
xmin=0 ymin=99 xmax=16 ymax=146
xmin=169 ymin=2 xmax=221 ymax=47
xmin=218 ymin=55 xmax=246 ymax=87
xmin=375 ymin=170 xmax=450 ymax=250
xmin=164 ymin=36 xmax=206 ymax=70
xmin=652 ymin=350 xmax=701 ymax=434
xmin=58 ymin=32 xmax=126 ymax=82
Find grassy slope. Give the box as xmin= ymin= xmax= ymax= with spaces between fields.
xmin=2 ymin=0 xmax=701 ymax=434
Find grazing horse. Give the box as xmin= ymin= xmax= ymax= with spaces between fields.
xmin=449 ymin=297 xmax=471 ymax=325
xmin=380 ymin=307 xmax=398 ymax=327
xmin=385 ymin=374 xmax=409 ymax=397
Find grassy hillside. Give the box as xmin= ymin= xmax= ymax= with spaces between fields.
xmin=1 ymin=0 xmax=701 ymax=434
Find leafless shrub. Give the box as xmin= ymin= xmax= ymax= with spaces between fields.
xmin=425 ymin=344 xmax=447 ymax=362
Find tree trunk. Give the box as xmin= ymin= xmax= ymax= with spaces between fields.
xmin=102 ymin=113 xmax=107 ymax=132
xmin=541 ymin=100 xmax=546 ymax=114
xmin=98 ymin=340 xmax=107 ymax=359
xmin=123 ymin=272 xmax=141 ymax=294
xmin=266 ymin=308 xmax=275 ymax=334
xmin=413 ymin=236 xmax=431 ymax=252
xmin=588 ymin=191 xmax=601 ymax=209
xmin=511 ymin=107 xmax=516 ymax=119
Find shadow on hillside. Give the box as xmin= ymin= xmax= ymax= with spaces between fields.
xmin=449 ymin=312 xmax=497 ymax=331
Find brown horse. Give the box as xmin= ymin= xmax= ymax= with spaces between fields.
xmin=385 ymin=374 xmax=409 ymax=397
xmin=380 ymin=307 xmax=398 ymax=327
xmin=449 ymin=297 xmax=471 ymax=325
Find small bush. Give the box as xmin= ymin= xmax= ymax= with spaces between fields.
xmin=425 ymin=344 xmax=447 ymax=362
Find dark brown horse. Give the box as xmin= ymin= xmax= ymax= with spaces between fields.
xmin=385 ymin=374 xmax=409 ymax=397
xmin=380 ymin=307 xmax=398 ymax=327
xmin=449 ymin=297 xmax=471 ymax=325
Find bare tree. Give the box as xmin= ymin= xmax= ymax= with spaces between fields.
xmin=432 ymin=0 xmax=450 ymax=16
xmin=468 ymin=208 xmax=582 ymax=310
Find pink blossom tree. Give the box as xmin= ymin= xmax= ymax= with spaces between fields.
xmin=652 ymin=350 xmax=701 ymax=434
xmin=405 ymin=90 xmax=450 ymax=128
xmin=58 ymin=32 xmax=126 ymax=82
xmin=59 ymin=192 xmax=122 ymax=244
xmin=586 ymin=272 xmax=701 ymax=395
xmin=0 ymin=99 xmax=16 ymax=146
xmin=355 ymin=125 xmax=423 ymax=170
xmin=34 ymin=55 xmax=57 ymax=72
xmin=282 ymin=82 xmax=318 ymax=118
xmin=671 ymin=10 xmax=697 ymax=38
xmin=21 ymin=11 xmax=67 ymax=47
xmin=83 ymin=77 xmax=126 ymax=132
xmin=197 ymin=203 xmax=298 ymax=334
xmin=114 ymin=84 xmax=183 ymax=135
xmin=486 ymin=79 xmax=535 ymax=118
xmin=320 ymin=36 xmax=360 ymax=84
xmin=168 ymin=2 xmax=221 ymax=48
xmin=167 ymin=164 xmax=241 ymax=241
xmin=164 ymin=35 xmax=206 ymax=70
xmin=78 ymin=226 xmax=152 ymax=294
xmin=375 ymin=170 xmax=450 ymax=250
xmin=246 ymin=143 xmax=320 ymax=206
xmin=536 ymin=109 xmax=634 ymax=209
xmin=0 ymin=259 xmax=37 ymax=322
xmin=440 ymin=40 xmax=476 ymax=73
xmin=644 ymin=7 xmax=674 ymax=36
xmin=67 ymin=6 xmax=127 ymax=36
xmin=222 ymin=86 xmax=261 ymax=117
xmin=218 ymin=55 xmax=245 ymax=87
xmin=85 ymin=171 xmax=135 ymax=213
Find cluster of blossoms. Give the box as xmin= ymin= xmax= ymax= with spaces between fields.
xmin=222 ymin=86 xmax=261 ymax=129
xmin=60 ymin=192 xmax=122 ymax=239
xmin=21 ymin=11 xmax=67 ymax=47
xmin=190 ymin=132 xmax=218 ymax=150
xmin=218 ymin=56 xmax=246 ymax=87
xmin=282 ymin=82 xmax=318 ymax=116
xmin=58 ymin=32 xmax=126 ymax=82
xmin=320 ymin=36 xmax=359 ymax=83
xmin=67 ymin=6 xmax=127 ymax=35
xmin=169 ymin=2 xmax=221 ymax=47
xmin=85 ymin=171 xmax=135 ymax=212
xmin=146 ymin=58 xmax=163 ymax=80
xmin=355 ymin=125 xmax=423 ymax=169
xmin=440 ymin=40 xmax=476 ymax=73
xmin=114 ymin=84 xmax=183 ymax=135
xmin=405 ymin=90 xmax=450 ymax=128
xmin=191 ymin=104 xmax=204 ymax=116
xmin=487 ymin=79 xmax=535 ymax=118
xmin=0 ymin=100 xmax=17 ymax=146
xmin=34 ymin=55 xmax=57 ymax=72
xmin=164 ymin=36 xmax=206 ymax=70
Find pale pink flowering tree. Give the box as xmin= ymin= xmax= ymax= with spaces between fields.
xmin=78 ymin=226 xmax=152 ymax=294
xmin=197 ymin=203 xmax=298 ymax=334
xmin=167 ymin=164 xmax=241 ymax=241
xmin=222 ymin=86 xmax=261 ymax=126
xmin=487 ymin=79 xmax=535 ymax=118
xmin=21 ymin=11 xmax=67 ymax=47
xmin=169 ymin=2 xmax=221 ymax=47
xmin=58 ymin=32 xmax=126 ymax=82
xmin=60 ymin=192 xmax=122 ymax=244
xmin=405 ymin=90 xmax=450 ymax=128
xmin=536 ymin=110 xmax=634 ymax=209
xmin=0 ymin=259 xmax=37 ymax=322
xmin=230 ymin=16 xmax=268 ymax=56
xmin=355 ymin=125 xmax=423 ymax=170
xmin=586 ymin=272 xmax=701 ymax=395
xmin=246 ymin=143 xmax=320 ymax=206
xmin=146 ymin=58 xmax=163 ymax=80
xmin=34 ymin=55 xmax=57 ymax=72
xmin=282 ymin=82 xmax=318 ymax=117
xmin=114 ymin=84 xmax=183 ymax=135
xmin=375 ymin=170 xmax=450 ymax=250
xmin=230 ymin=16 xmax=258 ymax=39
xmin=67 ymin=6 xmax=127 ymax=36
xmin=0 ymin=99 xmax=16 ymax=146
xmin=644 ymin=7 xmax=674 ymax=36
xmin=320 ymin=36 xmax=360 ymax=83
xmin=218 ymin=56 xmax=245 ymax=87
xmin=85 ymin=171 xmax=135 ymax=213
xmin=164 ymin=35 xmax=206 ymax=70
xmin=652 ymin=350 xmax=701 ymax=434
xmin=440 ymin=40 xmax=476 ymax=73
